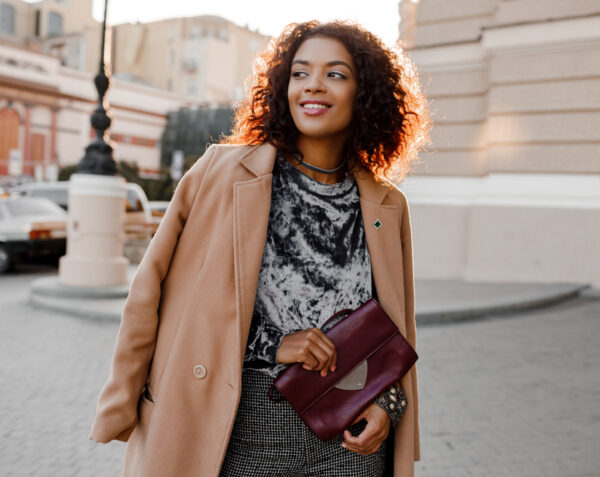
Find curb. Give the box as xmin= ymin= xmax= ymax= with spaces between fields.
xmin=416 ymin=283 xmax=589 ymax=326
xmin=30 ymin=276 xmax=129 ymax=299
xmin=28 ymin=275 xmax=591 ymax=326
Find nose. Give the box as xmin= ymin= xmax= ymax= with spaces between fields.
xmin=304 ymin=75 xmax=325 ymax=94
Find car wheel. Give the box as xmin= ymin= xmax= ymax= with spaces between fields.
xmin=0 ymin=244 xmax=12 ymax=273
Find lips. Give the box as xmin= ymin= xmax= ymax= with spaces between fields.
xmin=300 ymin=101 xmax=332 ymax=116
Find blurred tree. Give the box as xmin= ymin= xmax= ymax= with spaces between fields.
xmin=58 ymin=165 xmax=78 ymax=181
xmin=161 ymin=106 xmax=234 ymax=169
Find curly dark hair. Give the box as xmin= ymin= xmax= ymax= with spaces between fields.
xmin=223 ymin=20 xmax=430 ymax=183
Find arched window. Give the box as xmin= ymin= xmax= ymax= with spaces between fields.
xmin=47 ymin=11 xmax=63 ymax=37
xmin=0 ymin=3 xmax=16 ymax=36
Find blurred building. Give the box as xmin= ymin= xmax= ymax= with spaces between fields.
xmin=399 ymin=0 xmax=600 ymax=287
xmin=111 ymin=16 xmax=269 ymax=103
xmin=0 ymin=2 xmax=267 ymax=179
xmin=0 ymin=0 xmax=101 ymax=73
xmin=0 ymin=42 xmax=196 ymax=178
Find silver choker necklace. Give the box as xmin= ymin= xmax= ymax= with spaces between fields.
xmin=293 ymin=154 xmax=346 ymax=174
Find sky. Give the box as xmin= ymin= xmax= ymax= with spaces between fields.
xmin=86 ymin=0 xmax=402 ymax=46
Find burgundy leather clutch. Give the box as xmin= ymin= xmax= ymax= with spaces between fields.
xmin=269 ymin=299 xmax=418 ymax=441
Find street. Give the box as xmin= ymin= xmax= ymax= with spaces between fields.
xmin=1 ymin=268 xmax=599 ymax=476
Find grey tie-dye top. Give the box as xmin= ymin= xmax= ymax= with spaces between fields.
xmin=244 ymin=154 xmax=371 ymax=376
xmin=243 ymin=154 xmax=407 ymax=426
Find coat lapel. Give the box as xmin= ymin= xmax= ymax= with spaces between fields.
xmin=232 ymin=144 xmax=277 ymax=361
xmin=354 ymin=173 xmax=407 ymax=335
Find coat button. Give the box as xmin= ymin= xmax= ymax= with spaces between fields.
xmin=193 ymin=364 xmax=207 ymax=379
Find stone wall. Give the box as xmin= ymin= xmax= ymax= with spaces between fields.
xmin=398 ymin=0 xmax=600 ymax=286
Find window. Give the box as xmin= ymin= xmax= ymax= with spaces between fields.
xmin=187 ymin=79 xmax=197 ymax=96
xmin=0 ymin=4 xmax=16 ymax=36
xmin=167 ymin=51 xmax=174 ymax=66
xmin=6 ymin=198 xmax=66 ymax=217
xmin=34 ymin=10 xmax=40 ymax=36
xmin=191 ymin=25 xmax=202 ymax=38
xmin=218 ymin=27 xmax=228 ymax=42
xmin=47 ymin=11 xmax=63 ymax=37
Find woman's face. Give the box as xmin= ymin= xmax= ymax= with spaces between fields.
xmin=287 ymin=36 xmax=357 ymax=143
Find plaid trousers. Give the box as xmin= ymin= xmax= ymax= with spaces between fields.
xmin=219 ymin=369 xmax=387 ymax=477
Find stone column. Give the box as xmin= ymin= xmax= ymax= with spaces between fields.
xmin=59 ymin=174 xmax=129 ymax=287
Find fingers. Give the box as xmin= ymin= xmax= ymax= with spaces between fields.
xmin=342 ymin=408 xmax=390 ymax=455
xmin=296 ymin=329 xmax=337 ymax=374
xmin=307 ymin=328 xmax=337 ymax=374
xmin=342 ymin=425 xmax=385 ymax=455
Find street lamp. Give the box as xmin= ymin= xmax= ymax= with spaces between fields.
xmin=59 ymin=0 xmax=129 ymax=287
xmin=78 ymin=0 xmax=117 ymax=176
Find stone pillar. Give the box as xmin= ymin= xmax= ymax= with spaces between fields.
xmin=59 ymin=174 xmax=129 ymax=287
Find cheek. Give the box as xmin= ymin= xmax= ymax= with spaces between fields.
xmin=288 ymin=80 xmax=299 ymax=104
xmin=342 ymin=89 xmax=357 ymax=118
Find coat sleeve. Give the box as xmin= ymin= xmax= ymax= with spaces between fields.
xmin=88 ymin=146 xmax=217 ymax=443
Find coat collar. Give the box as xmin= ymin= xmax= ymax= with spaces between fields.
xmin=239 ymin=142 xmax=392 ymax=205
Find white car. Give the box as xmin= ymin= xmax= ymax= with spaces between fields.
xmin=12 ymin=181 xmax=155 ymax=238
xmin=148 ymin=200 xmax=170 ymax=225
xmin=0 ymin=196 xmax=67 ymax=273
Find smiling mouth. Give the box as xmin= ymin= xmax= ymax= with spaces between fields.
xmin=301 ymin=103 xmax=331 ymax=109
xmin=300 ymin=102 xmax=332 ymax=115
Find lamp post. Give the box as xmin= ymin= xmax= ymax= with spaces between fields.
xmin=59 ymin=0 xmax=129 ymax=287
xmin=78 ymin=0 xmax=117 ymax=176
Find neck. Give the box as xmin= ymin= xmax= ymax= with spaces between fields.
xmin=293 ymin=136 xmax=347 ymax=184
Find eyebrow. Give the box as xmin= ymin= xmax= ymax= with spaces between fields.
xmin=292 ymin=59 xmax=354 ymax=72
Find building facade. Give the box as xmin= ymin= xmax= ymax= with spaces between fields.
xmin=0 ymin=42 xmax=196 ymax=178
xmin=0 ymin=0 xmax=101 ymax=73
xmin=0 ymin=2 xmax=268 ymax=179
xmin=111 ymin=15 xmax=269 ymax=104
xmin=399 ymin=0 xmax=600 ymax=286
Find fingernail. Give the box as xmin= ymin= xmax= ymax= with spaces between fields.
xmin=331 ymin=366 xmax=336 ymax=372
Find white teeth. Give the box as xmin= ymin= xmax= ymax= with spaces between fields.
xmin=303 ymin=103 xmax=328 ymax=109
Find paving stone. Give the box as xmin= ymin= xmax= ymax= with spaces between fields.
xmin=1 ymin=269 xmax=599 ymax=476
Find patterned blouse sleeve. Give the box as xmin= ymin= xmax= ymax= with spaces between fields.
xmin=373 ymin=382 xmax=408 ymax=428
xmin=245 ymin=318 xmax=288 ymax=374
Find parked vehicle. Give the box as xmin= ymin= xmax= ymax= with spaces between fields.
xmin=0 ymin=196 xmax=67 ymax=273
xmin=148 ymin=200 xmax=169 ymax=225
xmin=12 ymin=181 xmax=156 ymax=238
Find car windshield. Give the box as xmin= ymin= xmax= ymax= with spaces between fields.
xmin=126 ymin=189 xmax=143 ymax=212
xmin=5 ymin=198 xmax=66 ymax=217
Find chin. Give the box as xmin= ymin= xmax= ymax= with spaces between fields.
xmin=297 ymin=128 xmax=349 ymax=142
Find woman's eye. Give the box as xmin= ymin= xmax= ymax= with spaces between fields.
xmin=328 ymin=71 xmax=347 ymax=79
xmin=292 ymin=71 xmax=308 ymax=78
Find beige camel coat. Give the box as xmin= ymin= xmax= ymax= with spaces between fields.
xmin=89 ymin=143 xmax=419 ymax=476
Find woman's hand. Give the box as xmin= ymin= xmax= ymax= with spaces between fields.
xmin=276 ymin=328 xmax=337 ymax=377
xmin=341 ymin=404 xmax=391 ymax=455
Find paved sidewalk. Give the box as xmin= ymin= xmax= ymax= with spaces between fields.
xmin=28 ymin=266 xmax=588 ymax=325
xmin=1 ymin=268 xmax=598 ymax=476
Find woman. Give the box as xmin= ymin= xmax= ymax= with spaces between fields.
xmin=89 ymin=20 xmax=429 ymax=477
